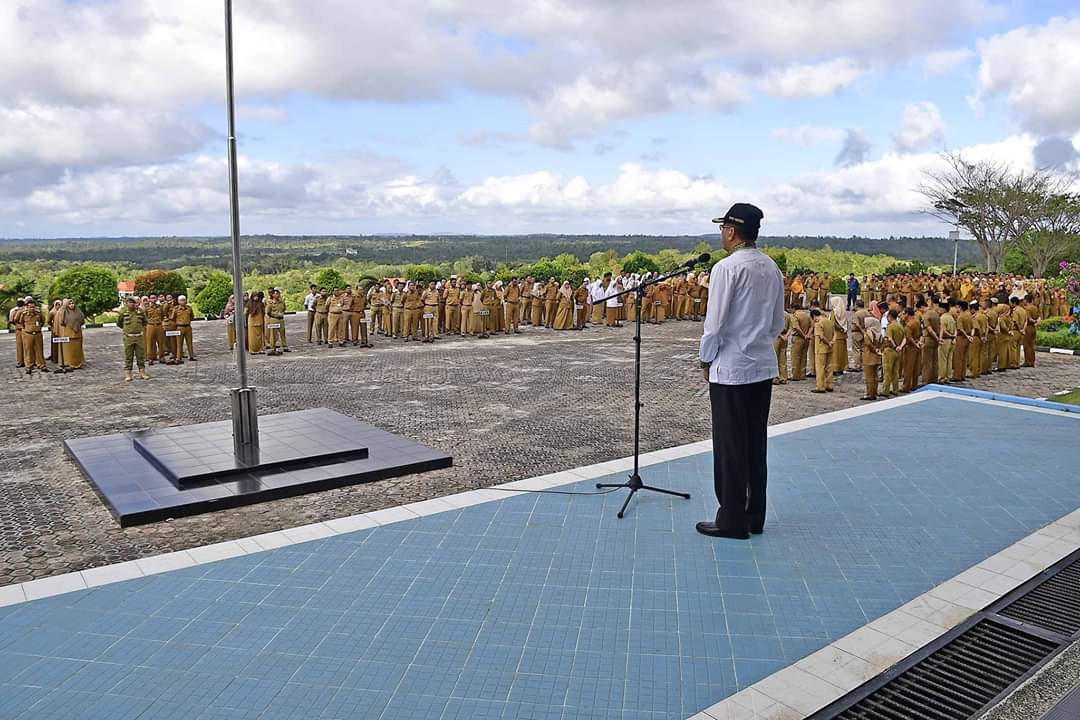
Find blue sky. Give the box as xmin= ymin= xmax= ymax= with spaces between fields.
xmin=2 ymin=0 xmax=1079 ymax=238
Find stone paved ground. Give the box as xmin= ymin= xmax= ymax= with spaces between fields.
xmin=2 ymin=315 xmax=1079 ymax=586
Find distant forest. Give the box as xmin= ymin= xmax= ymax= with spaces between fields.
xmin=0 ymin=233 xmax=983 ymax=272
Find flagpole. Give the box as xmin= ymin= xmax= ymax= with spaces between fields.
xmin=224 ymin=0 xmax=258 ymax=455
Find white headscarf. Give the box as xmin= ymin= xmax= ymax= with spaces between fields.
xmin=830 ymin=296 xmax=848 ymax=332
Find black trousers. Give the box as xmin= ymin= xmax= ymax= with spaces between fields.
xmin=709 ymin=379 xmax=772 ymax=533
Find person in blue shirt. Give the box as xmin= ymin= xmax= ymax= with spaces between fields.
xmin=846 ymin=273 xmax=860 ymax=311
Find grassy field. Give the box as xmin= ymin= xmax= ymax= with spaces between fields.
xmin=1052 ymin=389 xmax=1080 ymax=406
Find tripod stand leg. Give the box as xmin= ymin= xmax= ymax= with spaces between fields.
xmin=639 ymin=484 xmax=691 ymax=499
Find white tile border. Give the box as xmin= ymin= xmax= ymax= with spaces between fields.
xmin=0 ymin=388 xmax=1065 ymax=623
xmin=694 ymin=508 xmax=1080 ymax=720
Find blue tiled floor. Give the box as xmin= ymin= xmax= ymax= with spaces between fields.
xmin=3 ymin=396 xmax=1079 ymax=719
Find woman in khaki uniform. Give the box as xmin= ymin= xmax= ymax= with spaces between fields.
xmin=811 ymin=308 xmax=834 ymax=393
xmin=553 ymin=281 xmax=574 ymax=330
xmin=246 ymin=291 xmax=266 ymax=354
xmin=829 ymin=297 xmax=848 ymax=376
xmin=861 ymin=316 xmax=882 ymax=400
xmin=471 ymin=285 xmax=489 ymax=338
xmin=61 ymin=300 xmax=85 ymax=369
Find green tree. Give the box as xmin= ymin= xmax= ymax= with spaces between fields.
xmin=134 ymin=269 xmax=187 ymax=297
xmin=621 ymin=251 xmax=660 ymax=275
xmin=193 ymin=271 xmax=234 ymax=316
xmin=315 ymin=267 xmax=345 ymax=289
xmin=405 ymin=264 xmax=440 ymax=284
xmin=654 ymin=249 xmax=691 ymax=273
xmin=763 ymin=249 xmax=788 ymax=274
xmin=529 ymin=259 xmax=562 ymax=282
xmin=49 ymin=265 xmax=119 ymax=317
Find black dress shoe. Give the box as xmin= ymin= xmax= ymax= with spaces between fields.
xmin=695 ymin=522 xmax=750 ymax=540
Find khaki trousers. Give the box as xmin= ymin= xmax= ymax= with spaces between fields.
xmin=863 ymin=362 xmax=879 ymax=398
xmin=774 ymin=337 xmax=788 ymax=381
xmin=937 ymin=340 xmax=953 ymax=382
xmin=814 ymin=352 xmax=833 ymax=391
xmin=790 ymin=336 xmax=807 ymax=380
xmin=882 ymin=348 xmax=900 ymax=396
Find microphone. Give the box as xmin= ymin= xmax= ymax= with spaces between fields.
xmin=682 ymin=253 xmax=711 ymax=269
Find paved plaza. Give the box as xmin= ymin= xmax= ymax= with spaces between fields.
xmin=1 ymin=391 xmax=1078 ymax=719
xmin=3 ymin=316 xmax=1080 ymax=585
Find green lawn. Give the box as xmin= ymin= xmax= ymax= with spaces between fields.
xmin=1053 ymin=389 xmax=1080 ymax=406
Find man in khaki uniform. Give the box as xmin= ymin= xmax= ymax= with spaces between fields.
xmin=327 ymin=288 xmax=345 ymax=347
xmin=504 ymin=279 xmax=521 ymax=334
xmin=341 ymin=286 xmax=356 ymax=345
xmin=954 ymin=300 xmax=973 ymax=381
xmin=444 ymin=280 xmax=461 ymax=335
xmin=266 ymin=289 xmax=287 ymax=355
xmin=883 ymin=309 xmax=904 ymax=397
xmin=936 ymin=300 xmax=955 ymax=383
xmin=116 ymin=296 xmax=149 ymax=381
xmin=421 ymin=282 xmax=440 ymax=342
xmin=174 ymin=295 xmax=196 ymax=361
xmin=17 ymin=299 xmax=49 ymax=374
xmin=790 ymin=303 xmax=811 ymax=380
xmin=919 ymin=301 xmax=940 ymax=385
xmin=10 ymin=299 xmax=25 ymax=368
xmin=402 ymin=282 xmax=422 ymax=341
xmin=314 ymin=288 xmax=329 ymax=344
xmin=543 ymin=279 xmax=558 ymax=328
xmin=391 ymin=281 xmax=405 ymax=338
xmin=349 ymin=284 xmax=371 ymax=347
xmin=968 ymin=301 xmax=984 ymax=378
xmin=993 ymin=301 xmax=1010 ymax=371
xmin=773 ymin=310 xmax=791 ymax=385
xmin=482 ymin=282 xmax=498 ymax=334
xmin=902 ymin=307 xmax=922 ymax=392
xmin=144 ymin=295 xmax=164 ymax=364
xmin=811 ymin=308 xmax=834 ymax=393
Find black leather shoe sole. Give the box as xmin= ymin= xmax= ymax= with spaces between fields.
xmin=695 ymin=522 xmax=750 ymax=540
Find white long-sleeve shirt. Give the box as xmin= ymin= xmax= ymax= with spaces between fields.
xmin=698 ymin=247 xmax=786 ymax=385
xmin=303 ymin=292 xmax=317 ymax=311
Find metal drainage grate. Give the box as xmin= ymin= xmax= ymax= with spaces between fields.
xmin=999 ymin=560 xmax=1080 ymax=637
xmin=829 ymin=620 xmax=1057 ymax=720
xmin=810 ymin=549 xmax=1080 ymax=720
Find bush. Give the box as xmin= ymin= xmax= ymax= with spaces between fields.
xmin=49 ymin=265 xmax=119 ymax=317
xmin=194 ymin=272 xmax=234 ymax=317
xmin=1038 ymin=317 xmax=1067 ymax=332
xmin=621 ymin=251 xmax=660 ymax=275
xmin=529 ymin=259 xmax=561 ymax=282
xmin=314 ymin=268 xmax=345 ymax=290
xmin=829 ymin=278 xmax=847 ymax=294
xmin=1037 ymin=330 xmax=1080 ymax=352
xmin=134 ymin=269 xmax=187 ymax=297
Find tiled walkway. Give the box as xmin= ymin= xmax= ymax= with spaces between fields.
xmin=2 ymin=395 xmax=1078 ymax=719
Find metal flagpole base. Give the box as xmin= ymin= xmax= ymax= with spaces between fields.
xmin=230 ymin=386 xmax=259 ymax=462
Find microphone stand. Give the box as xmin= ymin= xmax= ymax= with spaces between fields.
xmin=596 ymin=261 xmax=704 ymax=518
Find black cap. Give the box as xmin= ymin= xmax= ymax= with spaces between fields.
xmin=712 ymin=202 xmax=764 ymax=230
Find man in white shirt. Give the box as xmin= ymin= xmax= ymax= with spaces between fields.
xmin=303 ymin=284 xmax=318 ymax=342
xmin=698 ymin=203 xmax=785 ymax=539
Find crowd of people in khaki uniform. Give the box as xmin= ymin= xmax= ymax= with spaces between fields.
xmin=9 ymin=268 xmax=1070 ymax=389
xmin=772 ymin=273 xmax=1070 ymax=401
xmin=284 ymin=271 xmax=713 ymax=346
xmin=8 ymin=296 xmax=87 ymax=374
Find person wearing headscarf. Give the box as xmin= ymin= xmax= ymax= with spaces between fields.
xmin=61 ymin=299 xmax=85 ymax=369
xmin=471 ymin=284 xmax=489 ymax=338
xmin=829 ymin=296 xmax=848 ymax=376
xmin=861 ymin=315 xmax=883 ymax=400
xmin=530 ymin=280 xmax=543 ymax=327
xmin=48 ymin=299 xmax=64 ymax=364
xmin=553 ymin=281 xmax=574 ymax=330
xmin=574 ymin=278 xmax=589 ymax=329
xmin=605 ymin=278 xmax=624 ymax=327
xmin=223 ymin=294 xmax=237 ymax=351
xmin=246 ymin=291 xmax=266 ymax=354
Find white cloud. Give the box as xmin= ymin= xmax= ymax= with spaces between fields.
xmin=922 ymin=47 xmax=974 ymax=75
xmin=770 ymin=126 xmax=845 ymax=147
xmin=835 ymin=129 xmax=872 ymax=168
xmin=0 ymin=0 xmax=1003 ymax=151
xmin=0 ymin=103 xmax=212 ymax=173
xmin=892 ymin=101 xmax=945 ymax=152
xmin=760 ymin=59 xmax=866 ymax=98
xmin=237 ymin=105 xmax=289 ymax=123
xmin=974 ymin=17 xmax=1080 ymax=134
